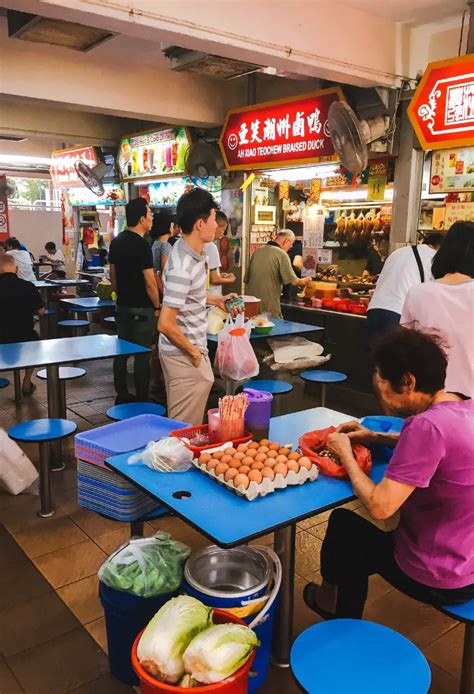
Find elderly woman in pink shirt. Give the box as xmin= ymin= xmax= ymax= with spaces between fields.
xmin=304 ymin=327 xmax=474 ymax=619
xmin=401 ymin=221 xmax=474 ymax=398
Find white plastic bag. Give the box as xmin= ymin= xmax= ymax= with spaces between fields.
xmin=0 ymin=428 xmax=39 ymax=495
xmin=127 ymin=437 xmax=193 ymax=472
xmin=215 ymin=314 xmax=259 ymax=382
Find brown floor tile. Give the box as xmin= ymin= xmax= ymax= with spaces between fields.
xmin=51 ymin=465 xmax=78 ymax=492
xmin=294 ymin=574 xmax=322 ymax=636
xmin=0 ymin=497 xmax=66 ymax=533
xmin=7 ymin=627 xmax=109 ymax=694
xmin=13 ymin=514 xmax=87 ymax=558
xmin=365 ymin=574 xmax=395 ymax=606
xmin=93 ymin=522 xmax=156 ymax=555
xmin=55 ymin=485 xmax=81 ymax=515
xmin=147 ymin=514 xmax=195 ymax=539
xmin=306 ymin=521 xmax=328 ymax=541
xmin=297 ymin=508 xmax=333 ymax=530
xmin=71 ymin=672 xmax=134 ymax=692
xmin=0 ymin=591 xmax=78 ymax=657
xmin=179 ymin=527 xmax=211 ymax=553
xmin=33 ymin=540 xmax=107 ymax=588
xmin=57 ymin=574 xmax=103 ymax=625
xmin=424 ymin=623 xmax=464 ymax=678
xmin=428 ymin=661 xmax=460 ymax=693
xmin=68 ymin=507 xmax=127 ymax=538
xmin=0 ymin=524 xmax=30 ymax=569
xmin=0 ymin=559 xmax=51 ymax=610
xmin=0 ymin=661 xmax=22 ymax=694
xmin=250 ymin=532 xmax=274 ymax=547
xmin=258 ymin=663 xmax=301 ymax=694
xmin=85 ymin=616 xmax=108 ymax=654
xmin=295 ymin=530 xmax=322 ymax=577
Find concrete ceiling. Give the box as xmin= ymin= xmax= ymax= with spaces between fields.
xmin=340 ymin=0 xmax=467 ymax=25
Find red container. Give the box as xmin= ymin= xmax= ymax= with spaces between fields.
xmin=351 ymin=302 xmax=368 ymax=315
xmin=322 ymin=298 xmax=336 ymax=309
xmin=132 ymin=609 xmax=256 ymax=694
xmin=171 ymin=425 xmax=252 ymax=457
xmin=335 ymin=300 xmax=351 ymax=312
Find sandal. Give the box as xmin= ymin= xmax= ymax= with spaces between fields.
xmin=21 ymin=383 xmax=36 ymax=396
xmin=303 ymin=582 xmax=336 ymax=620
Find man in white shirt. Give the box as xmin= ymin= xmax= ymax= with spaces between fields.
xmin=367 ymin=234 xmax=443 ymax=340
xmin=204 ymin=211 xmax=235 ymax=296
xmin=41 ymin=241 xmax=66 ymax=279
xmin=5 ymin=237 xmax=36 ymax=283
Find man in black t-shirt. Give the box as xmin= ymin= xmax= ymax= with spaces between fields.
xmin=109 ymin=198 xmax=160 ymax=404
xmin=0 ymin=254 xmax=44 ymax=395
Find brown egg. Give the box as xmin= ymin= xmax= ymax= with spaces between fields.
xmin=257 ymin=446 xmax=269 ymax=454
xmin=264 ymin=458 xmax=276 ymax=468
xmin=298 ymin=456 xmax=312 ymax=470
xmin=286 ymin=460 xmax=299 ymax=473
xmin=225 ymin=468 xmax=239 ymax=482
xmin=247 ymin=441 xmax=259 ymax=449
xmin=199 ymin=453 xmax=211 ymax=465
xmin=255 ymin=452 xmax=267 ymax=463
xmin=229 ymin=458 xmax=243 ymax=469
xmin=213 ymin=450 xmax=225 ymax=460
xmin=248 ymin=469 xmax=263 ymax=484
xmin=234 ymin=473 xmax=250 ymax=490
xmin=237 ymin=444 xmax=248 ymax=453
xmin=288 ymin=451 xmax=300 ymax=461
xmin=274 ymin=462 xmax=288 ymax=477
xmin=246 ymin=448 xmax=258 ymax=458
xmin=239 ymin=465 xmax=251 ymax=474
xmin=207 ymin=459 xmax=219 ymax=470
xmin=234 ymin=452 xmax=245 ymax=461
xmin=226 ymin=447 xmax=237 ymax=456
xmin=278 ymin=447 xmax=290 ymax=456
xmin=275 ymin=454 xmax=288 ymax=465
xmin=251 ymin=461 xmax=264 ymax=470
xmin=215 ymin=462 xmax=229 ymax=476
xmin=268 ymin=442 xmax=280 ymax=451
xmin=267 ymin=449 xmax=278 ymax=459
xmin=242 ymin=456 xmax=254 ymax=466
xmin=259 ymin=438 xmax=270 ymax=447
xmin=220 ymin=454 xmax=233 ymax=465
xmin=261 ymin=466 xmax=275 ymax=481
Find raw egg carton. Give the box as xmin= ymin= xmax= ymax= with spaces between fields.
xmin=192 ymin=459 xmax=319 ymax=501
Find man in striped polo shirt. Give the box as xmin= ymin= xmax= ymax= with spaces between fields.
xmin=158 ymin=188 xmax=235 ymax=425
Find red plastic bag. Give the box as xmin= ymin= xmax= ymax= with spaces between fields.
xmin=215 ymin=314 xmax=259 ymax=382
xmin=298 ymin=426 xmax=372 ymax=478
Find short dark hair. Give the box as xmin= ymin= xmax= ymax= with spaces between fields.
xmin=216 ymin=210 xmax=228 ymax=226
xmin=372 ymin=327 xmax=447 ymax=394
xmin=45 ymin=242 xmax=56 ymax=252
xmin=126 ymin=197 xmax=149 ymax=227
xmin=176 ymin=188 xmax=218 ymax=234
xmin=422 ymin=232 xmax=443 ymax=248
xmin=5 ymin=238 xmax=20 ymax=250
xmin=150 ymin=211 xmax=173 ymax=241
xmin=431 ymin=221 xmax=474 ymax=279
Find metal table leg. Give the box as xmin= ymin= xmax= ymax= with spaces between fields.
xmin=38 ymin=441 xmax=54 ymax=517
xmin=460 ymin=623 xmax=473 ymax=694
xmin=321 ymin=383 xmax=327 ymax=407
xmin=47 ymin=364 xmax=65 ymax=472
xmin=13 ymin=370 xmax=22 ymax=404
xmin=272 ymin=523 xmax=296 ymax=667
xmin=224 ymin=378 xmax=245 ymax=396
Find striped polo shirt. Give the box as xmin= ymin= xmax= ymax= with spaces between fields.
xmin=159 ymin=238 xmax=209 ymax=356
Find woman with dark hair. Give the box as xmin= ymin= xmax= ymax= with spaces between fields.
xmin=150 ymin=211 xmax=173 ymax=274
xmin=401 ymin=221 xmax=474 ymax=397
xmin=304 ymin=327 xmax=474 ymax=620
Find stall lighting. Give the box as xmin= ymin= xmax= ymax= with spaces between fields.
xmin=0 ymin=154 xmax=52 ymax=166
xmin=133 ymin=178 xmax=180 ymax=186
xmin=261 ymin=165 xmax=339 ymax=182
xmin=320 ymin=188 xmax=394 ymax=202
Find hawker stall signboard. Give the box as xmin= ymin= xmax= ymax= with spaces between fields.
xmin=430 ymin=147 xmax=474 ymax=193
xmin=408 ymin=54 xmax=474 ymax=150
xmin=219 ymin=88 xmax=344 ymax=170
xmin=50 ymin=146 xmax=98 ymax=188
xmin=118 ymin=127 xmax=192 ymax=182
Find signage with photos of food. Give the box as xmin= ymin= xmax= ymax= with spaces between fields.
xmin=301 ymin=247 xmax=318 ymax=277
xmin=429 ymin=147 xmax=474 ymax=193
xmin=445 ymin=202 xmax=474 ymax=227
xmin=118 ymin=127 xmax=192 ymax=182
xmin=220 ymin=88 xmax=344 ymax=170
xmin=50 ymin=146 xmax=98 ymax=188
xmin=67 ymin=183 xmax=126 ymax=207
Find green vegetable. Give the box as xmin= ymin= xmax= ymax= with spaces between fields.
xmin=183 ymin=623 xmax=259 ymax=684
xmin=137 ymin=596 xmax=212 ymax=684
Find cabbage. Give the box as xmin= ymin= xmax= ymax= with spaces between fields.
xmin=183 ymin=623 xmax=259 ymax=684
xmin=137 ymin=596 xmax=212 ymax=684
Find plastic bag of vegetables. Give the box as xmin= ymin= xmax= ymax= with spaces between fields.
xmin=98 ymin=532 xmax=191 ymax=598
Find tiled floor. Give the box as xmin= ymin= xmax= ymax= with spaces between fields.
xmin=0 ymin=353 xmax=463 ymax=693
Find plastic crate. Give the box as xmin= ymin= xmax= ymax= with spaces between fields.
xmin=75 ymin=414 xmax=189 ymax=468
xmin=171 ymin=424 xmax=252 ymax=457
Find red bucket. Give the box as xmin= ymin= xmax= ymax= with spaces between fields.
xmin=132 ymin=609 xmax=256 ymax=694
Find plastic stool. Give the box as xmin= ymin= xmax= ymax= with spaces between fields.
xmin=440 ymin=599 xmax=474 ymax=694
xmin=106 ymin=402 xmax=166 ymax=421
xmin=58 ymin=319 xmax=90 ymax=337
xmin=242 ymin=379 xmax=293 ymax=394
xmin=8 ymin=418 xmax=77 ymax=518
xmin=0 ymin=377 xmax=9 ymax=389
xmin=36 ymin=367 xmax=86 ymax=419
xmin=300 ymin=369 xmax=347 ymax=407
xmin=291 ymin=619 xmax=431 ymax=694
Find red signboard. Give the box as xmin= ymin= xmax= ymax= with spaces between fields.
xmin=50 ymin=145 xmax=99 ymax=187
xmin=408 ymin=54 xmax=474 ymax=150
xmin=219 ymin=88 xmax=344 ymax=170
xmin=0 ymin=175 xmax=10 ymax=242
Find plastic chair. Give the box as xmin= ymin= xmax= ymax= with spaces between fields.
xmin=8 ymin=418 xmax=77 ymax=518
xmin=291 ymin=619 xmax=431 ymax=694
xmin=58 ymin=319 xmax=90 ymax=337
xmin=300 ymin=369 xmax=348 ymax=407
xmin=0 ymin=377 xmax=9 ymax=389
xmin=36 ymin=366 xmax=86 ymax=418
xmin=106 ymin=402 xmax=166 ymax=421
xmin=242 ymin=379 xmax=293 ymax=394
xmin=439 ymin=599 xmax=474 ymax=694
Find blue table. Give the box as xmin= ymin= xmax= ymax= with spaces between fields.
xmin=207 ymin=318 xmax=323 ymax=343
xmin=106 ymin=406 xmax=388 ymax=666
xmin=60 ymin=297 xmax=115 ymax=309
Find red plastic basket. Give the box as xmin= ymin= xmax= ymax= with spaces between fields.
xmin=171 ymin=425 xmax=252 ymax=457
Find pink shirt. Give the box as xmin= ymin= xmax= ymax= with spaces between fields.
xmin=386 ymin=400 xmax=474 ymax=589
xmin=401 ymin=280 xmax=474 ymax=398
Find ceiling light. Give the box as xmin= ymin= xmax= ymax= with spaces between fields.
xmin=0 ymin=154 xmax=52 ymax=165
xmin=261 ymin=165 xmax=339 ymax=182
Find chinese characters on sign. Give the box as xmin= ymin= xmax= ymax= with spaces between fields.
xmin=408 ymin=54 xmax=474 ymax=150
xmin=50 ymin=146 xmax=98 ymax=188
xmin=445 ymin=202 xmax=474 ymax=227
xmin=430 ymin=147 xmax=474 ymax=193
xmin=303 ymin=206 xmax=325 ymax=248
xmin=220 ymin=88 xmax=344 ymax=170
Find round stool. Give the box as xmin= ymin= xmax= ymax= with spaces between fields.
xmin=242 ymin=379 xmax=293 ymax=394
xmin=300 ymin=370 xmax=347 ymax=407
xmin=58 ymin=319 xmax=90 ymax=337
xmin=106 ymin=402 xmax=166 ymax=421
xmin=0 ymin=377 xmax=9 ymax=389
xmin=36 ymin=367 xmax=86 ymax=419
xmin=8 ymin=418 xmax=77 ymax=518
xmin=440 ymin=599 xmax=474 ymax=693
xmin=291 ymin=619 xmax=431 ymax=694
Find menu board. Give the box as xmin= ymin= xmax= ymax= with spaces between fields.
xmin=118 ymin=127 xmax=192 ymax=182
xmin=303 ymin=205 xmax=325 ymax=248
xmin=67 ymin=183 xmax=126 ymax=207
xmin=430 ymin=147 xmax=474 ymax=193
xmin=445 ymin=202 xmax=474 ymax=228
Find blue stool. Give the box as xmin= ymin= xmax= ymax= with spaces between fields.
xmin=8 ymin=418 xmax=77 ymax=518
xmin=106 ymin=402 xmax=166 ymax=421
xmin=0 ymin=377 xmax=9 ymax=389
xmin=36 ymin=367 xmax=86 ymax=418
xmin=291 ymin=619 xmax=431 ymax=694
xmin=300 ymin=370 xmax=347 ymax=407
xmin=58 ymin=319 xmax=90 ymax=337
xmin=242 ymin=379 xmax=293 ymax=394
xmin=440 ymin=599 xmax=474 ymax=694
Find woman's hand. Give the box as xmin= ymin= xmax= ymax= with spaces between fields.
xmin=326 ymin=432 xmax=354 ymax=465
xmin=336 ymin=420 xmax=373 ymax=444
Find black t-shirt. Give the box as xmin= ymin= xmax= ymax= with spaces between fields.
xmin=108 ymin=229 xmax=153 ymax=308
xmin=0 ymin=273 xmax=43 ymax=343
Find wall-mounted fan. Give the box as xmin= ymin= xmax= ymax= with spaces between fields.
xmin=74 ymin=159 xmax=108 ymax=196
xmin=185 ymin=141 xmax=226 ymax=179
xmin=327 ymin=101 xmax=388 ymax=176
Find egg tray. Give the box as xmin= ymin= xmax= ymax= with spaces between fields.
xmin=192 ymin=459 xmax=319 ymax=501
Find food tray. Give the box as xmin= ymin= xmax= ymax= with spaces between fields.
xmin=171 ymin=425 xmax=252 ymax=456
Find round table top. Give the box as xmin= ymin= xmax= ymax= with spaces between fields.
xmin=107 ymin=402 xmax=166 ymax=421
xmin=300 ymin=370 xmax=347 ymax=383
xmin=9 ymin=418 xmax=77 ymax=443
xmin=36 ymin=367 xmax=86 ymax=381
xmin=242 ymin=379 xmax=293 ymax=394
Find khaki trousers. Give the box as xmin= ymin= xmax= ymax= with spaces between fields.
xmin=160 ymin=351 xmax=214 ymax=426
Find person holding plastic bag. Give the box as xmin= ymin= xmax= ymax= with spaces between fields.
xmin=216 ymin=313 xmax=259 ymax=383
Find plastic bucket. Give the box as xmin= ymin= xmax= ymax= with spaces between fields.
xmin=183 ymin=546 xmax=280 ymax=693
xmin=99 ymin=582 xmax=176 ymax=685
xmin=131 ymin=609 xmax=256 ymax=694
xmin=243 ymin=389 xmax=273 ymax=441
